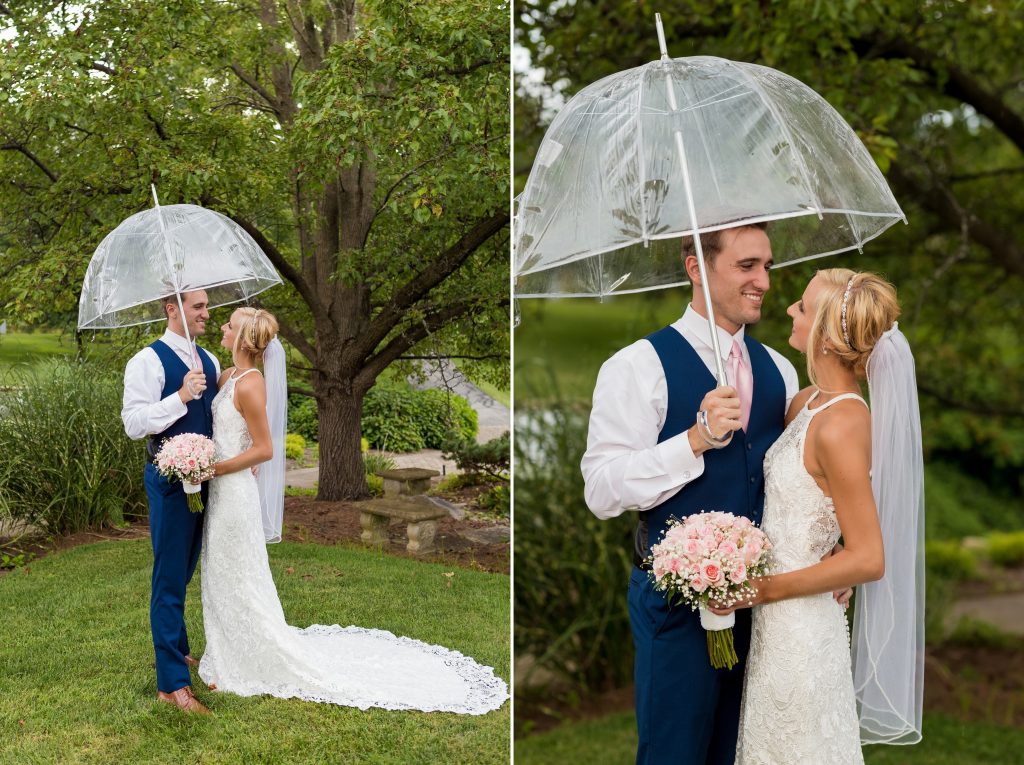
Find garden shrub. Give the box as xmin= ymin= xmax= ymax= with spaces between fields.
xmin=477 ymin=483 xmax=509 ymax=516
xmin=285 ymin=433 xmax=306 ymax=462
xmin=287 ymin=394 xmax=319 ymax=443
xmin=925 ymin=540 xmax=979 ymax=581
xmin=0 ymin=359 xmax=147 ymax=536
xmin=987 ymin=531 xmax=1024 ymax=567
xmin=443 ymin=431 xmax=509 ymax=479
xmin=361 ymin=382 xmax=477 ymax=452
xmin=367 ymin=474 xmax=384 ymax=497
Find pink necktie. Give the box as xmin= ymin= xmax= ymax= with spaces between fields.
xmin=728 ymin=339 xmax=753 ymax=432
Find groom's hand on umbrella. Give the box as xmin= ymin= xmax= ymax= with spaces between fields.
xmin=178 ymin=369 xmax=207 ymax=403
xmin=703 ymin=386 xmax=742 ymax=436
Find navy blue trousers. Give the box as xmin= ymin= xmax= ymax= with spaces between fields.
xmin=628 ymin=566 xmax=752 ymax=765
xmin=144 ymin=463 xmax=204 ymax=694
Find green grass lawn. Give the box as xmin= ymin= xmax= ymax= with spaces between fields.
xmin=514 ymin=295 xmax=685 ymax=406
xmin=513 ymin=710 xmax=1024 ymax=765
xmin=0 ymin=539 xmax=509 ymax=764
xmin=0 ymin=331 xmax=79 ymax=377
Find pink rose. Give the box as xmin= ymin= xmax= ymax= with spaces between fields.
xmin=718 ymin=540 xmax=738 ymax=558
xmin=743 ymin=540 xmax=763 ymax=565
xmin=729 ymin=563 xmax=747 ymax=583
xmin=700 ymin=559 xmax=724 ymax=586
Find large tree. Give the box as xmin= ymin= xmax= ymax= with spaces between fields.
xmin=0 ymin=0 xmax=510 ymax=498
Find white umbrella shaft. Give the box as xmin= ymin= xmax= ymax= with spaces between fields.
xmin=656 ymin=14 xmax=728 ymax=388
xmin=151 ymin=184 xmax=197 ymax=372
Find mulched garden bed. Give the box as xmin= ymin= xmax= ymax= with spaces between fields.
xmin=1 ymin=495 xmax=508 ymax=577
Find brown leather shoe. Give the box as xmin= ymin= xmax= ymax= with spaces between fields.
xmin=157 ymin=686 xmax=210 ymax=715
xmin=184 ymin=654 xmax=199 ymax=668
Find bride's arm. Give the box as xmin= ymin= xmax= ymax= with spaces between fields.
xmin=209 ymin=376 xmax=273 ymax=477
xmin=713 ymin=406 xmax=884 ymax=612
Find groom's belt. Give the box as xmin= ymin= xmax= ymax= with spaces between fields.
xmin=632 ymin=516 xmax=652 ymax=571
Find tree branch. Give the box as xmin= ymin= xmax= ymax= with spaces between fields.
xmin=201 ymin=195 xmax=327 ymax=326
xmin=918 ymin=381 xmax=1023 ymax=418
xmin=857 ymin=35 xmax=1024 ymax=153
xmin=357 ymin=212 xmax=508 ymax=360
xmin=89 ymin=61 xmax=116 ymax=76
xmin=950 ymin=165 xmax=1024 ymax=183
xmin=444 ymin=58 xmax=502 ymax=77
xmin=888 ymin=164 xmax=1024 ymax=279
xmin=229 ymin=63 xmax=281 ymax=116
xmin=357 ymin=297 xmax=503 ymax=389
xmin=273 ymin=314 xmax=317 ymax=363
xmin=0 ymin=143 xmax=59 ymax=182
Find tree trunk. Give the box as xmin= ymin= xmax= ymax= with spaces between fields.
xmin=315 ymin=377 xmax=369 ymax=500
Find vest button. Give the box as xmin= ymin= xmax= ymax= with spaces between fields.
xmin=747 ymin=443 xmax=752 ymax=450
xmin=749 ymin=476 xmax=756 ymax=484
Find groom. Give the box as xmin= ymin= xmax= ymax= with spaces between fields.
xmin=582 ymin=224 xmax=799 ymax=765
xmin=122 ymin=289 xmax=219 ymax=714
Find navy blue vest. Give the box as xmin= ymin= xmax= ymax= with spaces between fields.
xmin=149 ymin=339 xmax=217 ymax=445
xmin=639 ymin=326 xmax=786 ymax=557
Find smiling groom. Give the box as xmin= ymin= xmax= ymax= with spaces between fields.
xmin=122 ymin=290 xmax=220 ymax=714
xmin=582 ymin=224 xmax=800 ymax=765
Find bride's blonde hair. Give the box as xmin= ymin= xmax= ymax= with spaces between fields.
xmin=232 ymin=307 xmax=279 ymax=366
xmin=807 ymin=269 xmax=900 ymax=386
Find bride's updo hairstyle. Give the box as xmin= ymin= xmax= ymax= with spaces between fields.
xmin=233 ymin=307 xmax=279 ymax=366
xmin=808 ymin=268 xmax=900 ymax=385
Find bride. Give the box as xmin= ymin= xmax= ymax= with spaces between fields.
xmin=196 ymin=306 xmax=508 ymax=715
xmin=712 ymin=269 xmax=924 ymax=764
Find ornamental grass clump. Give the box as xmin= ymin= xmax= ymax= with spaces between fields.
xmin=0 ymin=359 xmax=147 ymax=536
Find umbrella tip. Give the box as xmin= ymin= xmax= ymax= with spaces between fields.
xmin=151 ymin=184 xmax=160 ymax=207
xmin=655 ymin=13 xmax=669 ymax=60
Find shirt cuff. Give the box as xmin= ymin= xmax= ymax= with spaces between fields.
xmin=161 ymin=391 xmax=188 ymax=421
xmin=654 ymin=430 xmax=705 ymax=487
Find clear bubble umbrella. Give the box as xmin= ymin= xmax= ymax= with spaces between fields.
xmin=78 ymin=186 xmax=282 ymax=367
xmin=514 ymin=14 xmax=906 ymax=384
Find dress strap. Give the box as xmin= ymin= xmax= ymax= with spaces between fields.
xmin=230 ymin=367 xmax=262 ymax=382
xmin=808 ymin=391 xmax=867 ymax=414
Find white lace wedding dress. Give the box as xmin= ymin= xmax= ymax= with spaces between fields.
xmin=198 ymin=370 xmax=508 ymax=714
xmin=736 ymin=392 xmax=865 ymax=765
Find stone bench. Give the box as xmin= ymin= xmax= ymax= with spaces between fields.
xmin=375 ymin=467 xmax=440 ymax=497
xmin=354 ymin=497 xmax=449 ymax=555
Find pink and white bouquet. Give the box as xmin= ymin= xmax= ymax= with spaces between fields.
xmin=154 ymin=433 xmax=217 ymax=512
xmin=648 ymin=511 xmax=773 ymax=670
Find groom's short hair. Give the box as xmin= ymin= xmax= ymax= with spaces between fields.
xmin=681 ymin=221 xmax=769 ymax=269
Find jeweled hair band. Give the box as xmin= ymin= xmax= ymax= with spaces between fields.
xmin=841 ymin=275 xmax=856 ymax=347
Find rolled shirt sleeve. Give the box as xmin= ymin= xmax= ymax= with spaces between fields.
xmin=581 ymin=342 xmax=705 ymax=520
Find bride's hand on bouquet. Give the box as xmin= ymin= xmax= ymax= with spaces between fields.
xmin=708 ymin=576 xmax=768 ymax=616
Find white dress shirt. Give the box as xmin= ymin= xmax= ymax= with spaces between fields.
xmin=122 ymin=330 xmax=221 ymax=441
xmin=581 ymin=305 xmax=799 ymax=520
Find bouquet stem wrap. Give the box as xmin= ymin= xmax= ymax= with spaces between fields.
xmin=699 ymin=608 xmax=738 ymax=670
xmin=182 ymin=480 xmax=203 ymax=512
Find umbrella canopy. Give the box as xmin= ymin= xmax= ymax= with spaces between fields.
xmin=78 ymin=201 xmax=282 ymax=330
xmin=514 ymin=55 xmax=906 ymax=299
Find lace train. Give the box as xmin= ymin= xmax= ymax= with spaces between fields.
xmin=198 ymin=371 xmax=508 ymax=714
